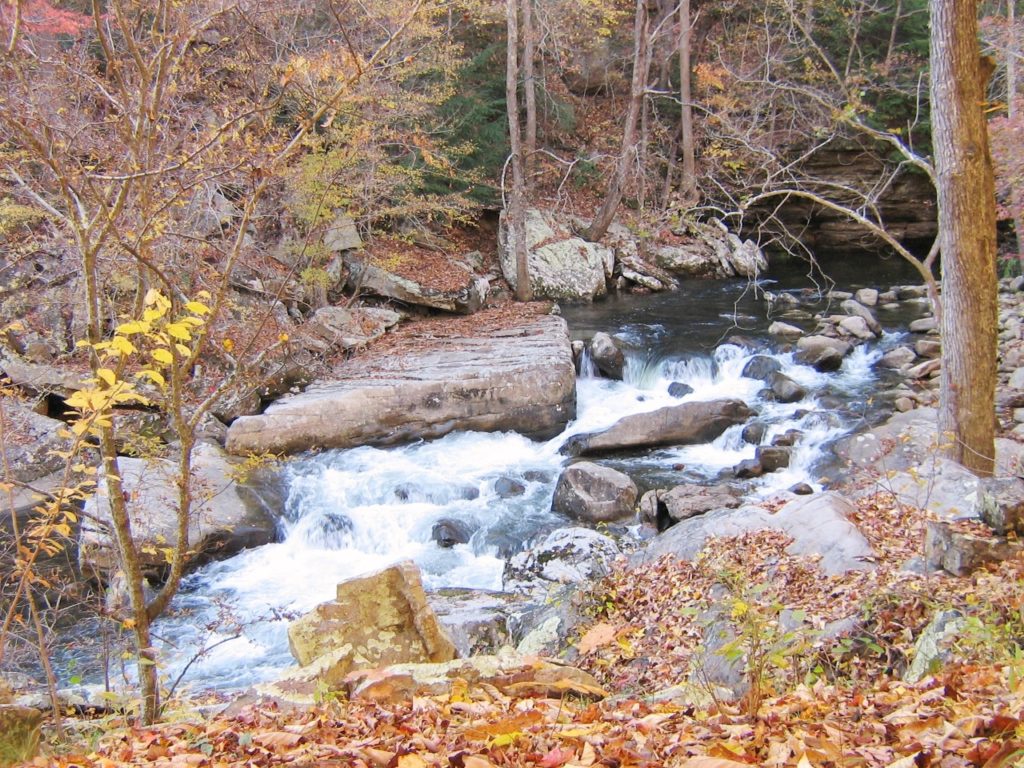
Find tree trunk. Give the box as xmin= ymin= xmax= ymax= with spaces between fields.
xmin=584 ymin=0 xmax=650 ymax=242
xmin=522 ymin=0 xmax=537 ymax=176
xmin=679 ymin=0 xmax=697 ymax=205
xmin=506 ymin=0 xmax=531 ymax=300
xmin=1008 ymin=0 xmax=1017 ymax=120
xmin=931 ymin=0 xmax=998 ymax=475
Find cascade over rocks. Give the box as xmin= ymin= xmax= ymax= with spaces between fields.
xmin=551 ymin=461 xmax=638 ymax=523
xmin=226 ymin=315 xmax=576 ymax=455
xmin=78 ymin=443 xmax=278 ymax=583
xmin=561 ymin=398 xmax=754 ymax=456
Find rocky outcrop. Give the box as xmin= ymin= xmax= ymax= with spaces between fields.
xmin=305 ymin=306 xmax=402 ymax=351
xmin=924 ymin=521 xmax=1024 ymax=576
xmin=0 ymin=400 xmax=74 ymax=483
xmin=78 ymin=443 xmax=278 ymax=582
xmin=499 ymin=209 xmax=613 ymax=301
xmin=561 ymin=399 xmax=753 ymax=456
xmin=226 ymin=316 xmax=576 ymax=455
xmin=287 ymin=561 xmax=456 ymax=670
xmin=347 ymin=255 xmax=488 ymax=314
xmin=551 ymin=462 xmax=638 ymax=523
xmin=639 ymin=492 xmax=875 ymax=576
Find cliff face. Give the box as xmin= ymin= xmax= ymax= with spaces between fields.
xmin=742 ymin=142 xmax=938 ymax=259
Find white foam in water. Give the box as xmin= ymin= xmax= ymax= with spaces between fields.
xmin=150 ymin=325 xmax=884 ymax=691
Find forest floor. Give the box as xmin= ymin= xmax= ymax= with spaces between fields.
xmin=29 ymin=486 xmax=1024 ymax=768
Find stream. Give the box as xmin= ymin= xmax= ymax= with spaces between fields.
xmin=61 ymin=258 xmax=931 ymax=694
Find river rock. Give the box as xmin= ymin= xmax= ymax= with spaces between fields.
xmin=590 ymin=332 xmax=624 ymax=379
xmin=756 ymin=445 xmax=791 ymax=472
xmin=227 ymin=315 xmax=576 ymax=455
xmin=878 ymin=346 xmax=917 ymax=369
xmin=974 ymin=477 xmax=1024 ymax=535
xmin=767 ymin=321 xmax=803 ymax=340
xmin=503 ymin=527 xmax=620 ymax=594
xmin=907 ymin=358 xmax=941 ymax=379
xmin=838 ymin=315 xmax=875 ymax=340
xmin=561 ymin=398 xmax=754 ymax=457
xmin=78 ymin=443 xmax=278 ymax=583
xmin=431 ymin=518 xmax=476 ymax=548
xmin=741 ymin=355 xmax=783 ymax=382
xmin=770 ymin=372 xmax=806 ymax=403
xmin=639 ymin=483 xmax=742 ymax=531
xmin=915 ymin=339 xmax=941 ymax=358
xmin=287 ymin=561 xmax=455 ymax=670
xmin=742 ymin=421 xmax=767 ymax=444
xmin=667 ymin=382 xmax=694 ymax=398
xmin=552 ymin=461 xmax=638 ymax=523
xmin=494 ymin=477 xmax=526 ymax=498
xmin=796 ymin=335 xmax=851 ymax=371
xmin=909 ymin=316 xmax=938 ymax=333
xmin=344 ymin=649 xmax=607 ymax=704
xmin=854 ymin=288 xmax=879 ymax=306
xmin=499 ymin=209 xmax=612 ymax=301
xmin=640 ymin=492 xmax=875 ymax=576
xmin=734 ymin=458 xmax=763 ymax=478
xmin=840 ymin=299 xmax=882 ymax=334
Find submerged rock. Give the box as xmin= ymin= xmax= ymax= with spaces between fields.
xmin=561 ymin=399 xmax=753 ymax=456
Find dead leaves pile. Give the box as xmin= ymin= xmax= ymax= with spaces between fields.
xmin=33 ymin=494 xmax=1024 ymax=767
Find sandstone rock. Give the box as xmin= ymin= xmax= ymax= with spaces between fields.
xmin=768 ymin=321 xmax=803 ymax=339
xmin=561 ymin=399 xmax=753 ymax=457
xmin=840 ymin=299 xmax=882 ymax=334
xmin=323 ymin=213 xmax=363 ymax=253
xmin=348 ymin=255 xmax=487 ymax=314
xmin=287 ymin=561 xmax=456 ymax=670
xmin=227 ymin=316 xmax=576 ymax=455
xmin=924 ymin=520 xmax=1024 ymax=576
xmin=344 ymin=650 xmax=607 ymax=704
xmin=796 ymin=336 xmax=851 ymax=371
xmin=590 ymin=332 xmax=624 ymax=379
xmin=78 ymin=443 xmax=278 ymax=582
xmin=551 ymin=462 xmax=638 ymax=523
xmin=499 ymin=209 xmax=611 ymax=301
xmin=640 ymin=492 xmax=875 ymax=576
xmin=741 ymin=355 xmax=783 ymax=382
xmin=503 ymin=527 xmax=620 ymax=594
xmin=854 ymin=288 xmax=879 ymax=306
xmin=770 ymin=372 xmax=807 ymax=403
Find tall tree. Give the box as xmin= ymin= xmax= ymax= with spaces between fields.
xmin=678 ymin=0 xmax=697 ymax=205
xmin=930 ymin=0 xmax=999 ymax=474
xmin=506 ymin=0 xmax=532 ymax=300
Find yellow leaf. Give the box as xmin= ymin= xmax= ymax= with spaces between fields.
xmin=175 ymin=343 xmax=191 ymax=357
xmin=110 ymin=336 xmax=137 ymax=357
xmin=166 ymin=322 xmax=191 ymax=341
xmin=122 ymin=618 xmax=136 ymax=629
xmin=185 ymin=300 xmax=211 ymax=315
xmin=95 ymin=368 xmax=117 ymax=387
xmin=116 ymin=321 xmax=149 ymax=335
xmin=151 ymin=348 xmax=173 ymax=366
xmin=396 ymin=756 xmax=428 ymax=768
xmin=144 ymin=288 xmax=170 ymax=311
xmin=137 ymin=369 xmax=166 ymax=387
xmin=222 ymin=338 xmax=235 ymax=352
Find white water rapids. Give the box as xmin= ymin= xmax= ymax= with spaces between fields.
xmin=150 ymin=339 xmax=884 ymax=692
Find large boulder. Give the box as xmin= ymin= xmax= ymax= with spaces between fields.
xmin=551 ymin=462 xmax=638 ymax=523
xmin=590 ymin=332 xmax=624 ymax=379
xmin=796 ymin=335 xmax=851 ymax=371
xmin=639 ymin=483 xmax=742 ymax=531
xmin=840 ymin=299 xmax=882 ymax=335
xmin=503 ymin=527 xmax=620 ymax=594
xmin=741 ymin=355 xmax=783 ymax=382
xmin=287 ymin=561 xmax=456 ymax=669
xmin=226 ymin=315 xmax=576 ymax=455
xmin=0 ymin=399 xmax=74 ymax=484
xmin=499 ymin=209 xmax=612 ymax=301
xmin=78 ymin=443 xmax=278 ymax=582
xmin=640 ymin=492 xmax=875 ymax=576
xmin=346 ymin=255 xmax=487 ymax=314
xmin=561 ymin=399 xmax=753 ymax=457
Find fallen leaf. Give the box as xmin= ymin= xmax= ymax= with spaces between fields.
xmin=577 ymin=622 xmax=618 ymax=655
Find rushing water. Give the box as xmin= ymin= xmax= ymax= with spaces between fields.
xmin=57 ymin=258 xmax=930 ymax=693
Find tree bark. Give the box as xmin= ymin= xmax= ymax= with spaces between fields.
xmin=584 ymin=0 xmax=651 ymax=242
xmin=522 ymin=0 xmax=537 ymax=176
xmin=931 ymin=0 xmax=998 ymax=475
xmin=679 ymin=0 xmax=697 ymax=205
xmin=506 ymin=0 xmax=531 ymax=300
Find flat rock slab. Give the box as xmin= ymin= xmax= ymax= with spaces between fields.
xmin=636 ymin=491 xmax=875 ymax=576
xmin=226 ymin=316 xmax=576 ymax=455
